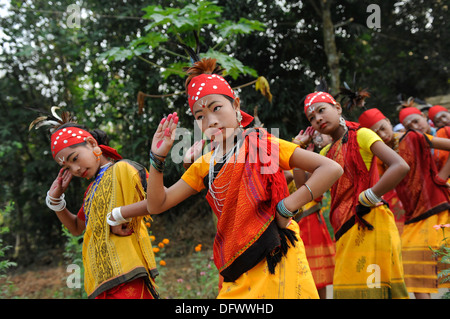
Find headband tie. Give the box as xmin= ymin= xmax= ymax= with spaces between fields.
xmin=304 ymin=92 xmax=337 ymax=114
xmin=50 ymin=127 xmax=122 ymax=160
xmin=358 ymin=108 xmax=386 ymax=128
xmin=187 ymin=73 xmax=254 ymax=127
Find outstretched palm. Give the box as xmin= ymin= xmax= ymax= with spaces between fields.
xmin=151 ymin=112 xmax=179 ymax=159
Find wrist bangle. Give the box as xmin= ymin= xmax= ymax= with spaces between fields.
xmin=47 ymin=191 xmax=65 ymax=202
xmin=366 ymin=188 xmax=381 ymax=205
xmin=292 ymin=138 xmax=307 ymax=149
xmin=359 ymin=188 xmax=381 ymax=207
xmin=46 ymin=191 xmax=66 ymax=212
xmin=276 ymin=199 xmax=298 ymax=219
xmin=107 ymin=207 xmax=131 ymax=226
xmin=149 ymin=150 xmax=166 ymax=173
xmin=303 ymin=183 xmax=314 ymax=201
xmin=358 ymin=191 xmax=372 ymax=207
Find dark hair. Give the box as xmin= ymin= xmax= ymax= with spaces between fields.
xmin=55 ymin=123 xmax=109 ymax=147
xmin=184 ymin=58 xmax=225 ymax=94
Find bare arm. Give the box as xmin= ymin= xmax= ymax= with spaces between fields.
xmin=293 ymin=168 xmax=309 ymax=189
xmin=429 ymin=136 xmax=450 ymax=152
xmin=147 ymin=179 xmax=198 ymax=214
xmin=429 ymin=136 xmax=450 ymax=180
xmin=54 ymin=209 xmax=86 ymax=236
xmin=280 ymin=147 xmax=343 ymax=228
xmin=369 ymin=140 xmax=410 ymax=197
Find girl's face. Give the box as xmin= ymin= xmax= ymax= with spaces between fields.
xmin=306 ymin=102 xmax=341 ymax=134
xmin=192 ymin=94 xmax=241 ymax=143
xmin=54 ymin=137 xmax=100 ymax=179
xmin=370 ymin=118 xmax=394 ymax=143
xmin=433 ymin=112 xmax=450 ymax=128
xmin=403 ymin=113 xmax=430 ymax=133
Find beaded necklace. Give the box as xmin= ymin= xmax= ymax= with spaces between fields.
xmin=207 ymin=134 xmax=244 ymax=214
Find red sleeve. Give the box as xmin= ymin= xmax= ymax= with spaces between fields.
xmin=77 ymin=206 xmax=85 ymax=221
xmin=77 ymin=183 xmax=93 ymax=221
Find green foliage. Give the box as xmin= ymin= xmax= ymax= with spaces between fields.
xmin=97 ymin=0 xmax=263 ymax=79
xmin=173 ymin=247 xmax=218 ymax=299
xmin=0 ymin=202 xmax=17 ymax=298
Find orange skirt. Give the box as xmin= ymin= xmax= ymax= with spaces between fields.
xmin=298 ymin=209 xmax=335 ymax=289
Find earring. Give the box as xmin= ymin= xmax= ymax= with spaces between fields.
xmin=339 ymin=116 xmax=346 ymax=127
xmin=93 ymin=146 xmax=102 ymax=161
xmin=236 ymin=111 xmax=243 ymax=128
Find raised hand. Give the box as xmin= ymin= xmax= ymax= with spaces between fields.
xmin=48 ymin=167 xmax=73 ymax=199
xmin=294 ymin=126 xmax=315 ymax=147
xmin=151 ymin=112 xmax=179 ymax=159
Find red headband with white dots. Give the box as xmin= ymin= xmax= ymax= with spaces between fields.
xmin=51 ymin=127 xmax=92 ymax=159
xmin=50 ymin=127 xmax=123 ymax=162
xmin=187 ymin=73 xmax=235 ymax=110
xmin=187 ymin=73 xmax=254 ymax=127
xmin=304 ymin=92 xmax=337 ymax=114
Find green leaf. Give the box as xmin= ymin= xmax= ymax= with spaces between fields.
xmin=440 ymin=255 xmax=450 ymax=264
xmin=161 ymin=62 xmax=190 ymax=79
xmin=203 ymin=50 xmax=258 ymax=79
xmin=218 ymin=18 xmax=266 ymax=38
xmin=129 ymin=32 xmax=168 ymax=49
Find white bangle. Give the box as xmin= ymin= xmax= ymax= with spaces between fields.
xmin=47 ymin=191 xmax=65 ymax=201
xmin=106 ymin=212 xmax=122 ymax=226
xmin=107 ymin=207 xmax=131 ymax=226
xmin=46 ymin=191 xmax=66 ymax=212
xmin=365 ymin=188 xmax=382 ymax=205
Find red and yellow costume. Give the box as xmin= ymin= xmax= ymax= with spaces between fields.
xmin=182 ymin=129 xmax=318 ymax=298
xmin=395 ymin=130 xmax=450 ymax=294
xmin=310 ymin=102 xmax=408 ymax=298
xmin=51 ymin=127 xmax=158 ymax=299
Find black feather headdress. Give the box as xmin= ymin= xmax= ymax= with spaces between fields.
xmin=335 ymin=80 xmax=370 ymax=111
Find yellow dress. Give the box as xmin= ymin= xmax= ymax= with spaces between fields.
xmin=82 ymin=160 xmax=158 ymax=298
xmin=217 ymin=221 xmax=318 ymax=299
xmin=321 ymin=126 xmax=409 ymax=299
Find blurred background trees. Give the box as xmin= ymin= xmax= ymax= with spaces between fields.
xmin=0 ymin=0 xmax=448 ymax=265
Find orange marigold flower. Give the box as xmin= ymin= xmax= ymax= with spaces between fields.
xmin=150 ymin=235 xmax=156 ymax=241
xmin=162 ymin=238 xmax=170 ymax=244
xmin=145 ymin=222 xmax=151 ymax=228
xmin=153 ymin=247 xmax=160 ymax=253
xmin=194 ymin=244 xmax=202 ymax=252
xmin=158 ymin=242 xmax=165 ymax=248
xmin=159 ymin=260 xmax=166 ymax=266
